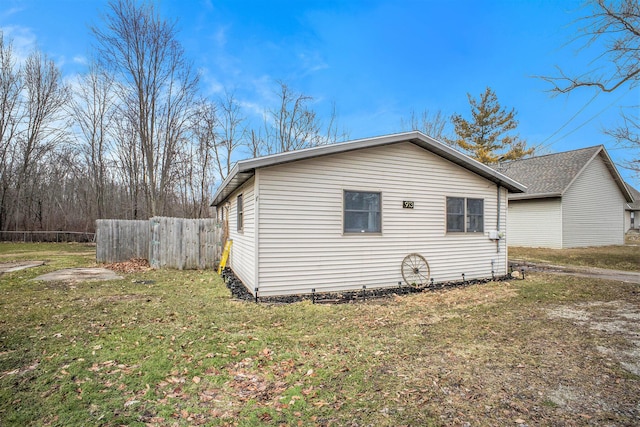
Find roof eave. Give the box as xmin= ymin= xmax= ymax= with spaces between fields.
xmin=407 ymin=134 xmax=527 ymax=193
xmin=210 ymin=163 xmax=243 ymax=207
xmin=210 ymin=131 xmax=527 ymax=206
xmin=597 ymin=148 xmax=635 ymax=202
xmin=508 ymin=192 xmax=562 ymax=201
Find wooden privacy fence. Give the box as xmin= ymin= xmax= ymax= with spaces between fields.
xmin=96 ymin=217 xmax=222 ymax=270
xmin=96 ymin=220 xmax=149 ymax=262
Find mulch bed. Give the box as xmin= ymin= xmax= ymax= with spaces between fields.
xmin=221 ymin=267 xmax=518 ymax=304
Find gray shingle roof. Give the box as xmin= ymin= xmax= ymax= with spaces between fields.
xmin=496 ymin=145 xmax=633 ymax=202
xmin=626 ymin=182 xmax=640 ymax=210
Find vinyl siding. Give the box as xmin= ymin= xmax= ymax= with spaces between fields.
xmin=563 ymin=154 xmax=626 ymax=247
xmin=227 ymin=178 xmax=256 ymax=289
xmin=507 ymin=198 xmax=562 ymax=249
xmin=255 ymin=142 xmax=508 ymax=296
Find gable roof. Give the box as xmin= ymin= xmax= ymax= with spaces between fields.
xmin=496 ymin=145 xmax=633 ymax=202
xmin=626 ymin=182 xmax=640 ymax=210
xmin=211 ymin=131 xmax=526 ymax=207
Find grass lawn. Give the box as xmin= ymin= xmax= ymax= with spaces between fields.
xmin=1 ymin=242 xmax=639 ymax=426
xmin=509 ymin=245 xmax=640 ymax=272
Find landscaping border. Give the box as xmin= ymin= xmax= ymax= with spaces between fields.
xmin=221 ymin=267 xmax=518 ymax=304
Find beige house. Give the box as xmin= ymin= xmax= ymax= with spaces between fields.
xmin=497 ymin=146 xmax=633 ymax=249
xmin=211 ymin=132 xmax=525 ymax=297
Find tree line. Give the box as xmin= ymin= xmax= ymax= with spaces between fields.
xmin=0 ymin=0 xmax=636 ymax=233
xmin=0 ymin=0 xmax=348 ymax=233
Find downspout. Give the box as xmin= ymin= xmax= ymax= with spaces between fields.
xmin=496 ymin=183 xmax=501 ymax=253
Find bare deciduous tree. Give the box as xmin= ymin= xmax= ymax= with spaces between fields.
xmin=188 ymin=99 xmax=218 ymax=217
xmin=0 ymin=33 xmax=23 ymax=230
xmin=69 ymin=64 xmax=116 ymax=220
xmin=542 ymin=0 xmax=639 ymax=94
xmin=246 ymin=127 xmax=267 ymax=158
xmin=400 ymin=109 xmax=450 ymax=141
xmin=92 ymin=0 xmax=199 ymax=216
xmin=268 ymin=81 xmax=322 ymax=153
xmin=216 ymin=91 xmax=244 ymax=180
xmin=257 ymin=81 xmax=346 ymax=155
xmin=540 ymin=0 xmax=639 ymax=174
xmin=12 ymin=50 xmax=69 ymax=229
xmin=112 ymin=110 xmax=145 ymax=219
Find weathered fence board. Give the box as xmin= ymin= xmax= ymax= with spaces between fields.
xmin=96 ymin=219 xmax=149 ymax=263
xmin=96 ymin=217 xmax=221 ymax=269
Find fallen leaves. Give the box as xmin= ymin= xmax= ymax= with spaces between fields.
xmin=198 ymin=388 xmax=218 ymax=402
xmin=0 ymin=360 xmax=39 ymax=378
xmin=165 ymin=376 xmax=185 ymax=385
xmin=103 ymin=258 xmax=150 ymax=273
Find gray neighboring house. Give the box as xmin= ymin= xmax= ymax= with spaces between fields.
xmin=625 ymin=183 xmax=640 ymax=232
xmin=497 ymin=145 xmax=634 ymax=248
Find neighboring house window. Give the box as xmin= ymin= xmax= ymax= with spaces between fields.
xmin=237 ymin=194 xmax=243 ymax=232
xmin=446 ymin=197 xmax=484 ymax=233
xmin=344 ymin=191 xmax=381 ymax=233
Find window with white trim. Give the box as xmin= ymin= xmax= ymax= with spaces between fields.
xmin=344 ymin=191 xmax=381 ymax=233
xmin=446 ymin=197 xmax=484 ymax=233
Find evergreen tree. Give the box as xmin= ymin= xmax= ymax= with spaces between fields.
xmin=447 ymin=87 xmax=533 ymax=164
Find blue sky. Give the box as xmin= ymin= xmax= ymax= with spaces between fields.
xmin=1 ymin=0 xmax=639 ymax=186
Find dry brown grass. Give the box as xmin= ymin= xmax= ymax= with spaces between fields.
xmin=1 ymin=243 xmax=639 ymax=426
xmin=510 ymin=245 xmax=640 ymax=272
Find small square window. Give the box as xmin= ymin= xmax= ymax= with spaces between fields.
xmin=344 ymin=191 xmax=381 ymax=233
xmin=446 ymin=197 xmax=484 ymax=233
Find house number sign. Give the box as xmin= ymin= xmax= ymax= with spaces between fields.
xmin=403 ymin=201 xmax=414 ymax=209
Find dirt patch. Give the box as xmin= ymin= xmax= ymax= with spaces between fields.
xmin=0 ymin=261 xmax=45 ymax=273
xmin=33 ymin=268 xmax=122 ymax=282
xmin=548 ymin=300 xmax=640 ymax=376
xmin=511 ymin=260 xmax=640 ymax=284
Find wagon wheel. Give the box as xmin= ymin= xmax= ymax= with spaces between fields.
xmin=401 ymin=253 xmax=430 ymax=288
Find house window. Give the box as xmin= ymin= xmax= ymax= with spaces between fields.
xmin=237 ymin=194 xmax=243 ymax=232
xmin=446 ymin=197 xmax=484 ymax=233
xmin=344 ymin=191 xmax=381 ymax=233
xmin=467 ymin=199 xmax=484 ymax=232
xmin=446 ymin=197 xmax=465 ymax=232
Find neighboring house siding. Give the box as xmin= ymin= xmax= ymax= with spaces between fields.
xmin=507 ymin=198 xmax=562 ymax=249
xmin=563 ymin=154 xmax=626 ymax=248
xmin=227 ymin=178 xmax=256 ymax=288
xmin=256 ymin=142 xmax=507 ymax=296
